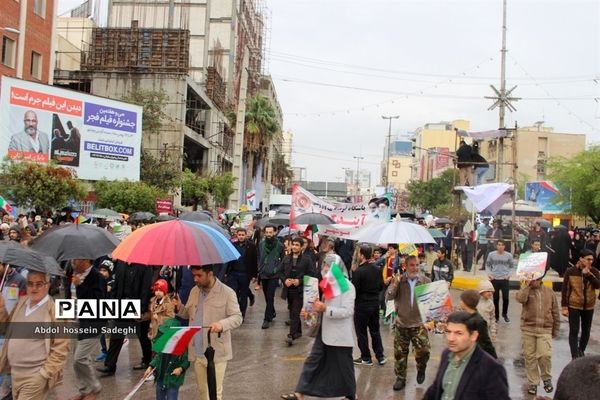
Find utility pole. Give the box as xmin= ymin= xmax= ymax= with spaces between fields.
xmin=485 ymin=0 xmax=520 ymax=182
xmin=382 ymin=115 xmax=399 ymax=192
xmin=353 ymin=156 xmax=364 ymax=196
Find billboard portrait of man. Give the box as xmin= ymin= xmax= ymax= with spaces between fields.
xmin=8 ymin=110 xmax=50 ymax=154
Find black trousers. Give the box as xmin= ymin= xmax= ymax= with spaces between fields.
xmin=568 ymin=308 xmax=594 ymax=358
xmin=491 ymin=279 xmax=510 ymax=320
xmin=476 ymin=243 xmax=489 ymax=266
xmin=105 ymin=320 xmax=152 ymax=371
xmin=354 ymin=304 xmax=384 ymax=361
xmin=287 ymin=290 xmax=303 ymax=337
xmin=261 ymin=278 xmax=278 ymax=322
xmin=227 ymin=271 xmax=251 ymax=318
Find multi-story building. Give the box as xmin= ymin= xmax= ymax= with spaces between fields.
xmin=382 ymin=137 xmax=413 ymax=190
xmin=53 ymin=0 xmax=277 ymax=208
xmin=479 ymin=123 xmax=586 ymax=183
xmin=344 ymin=169 xmax=371 ymax=195
xmin=1 ymin=0 xmax=56 ymax=83
xmin=410 ymin=119 xmax=470 ymax=181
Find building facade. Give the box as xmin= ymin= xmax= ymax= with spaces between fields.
xmin=1 ymin=0 xmax=56 ymax=83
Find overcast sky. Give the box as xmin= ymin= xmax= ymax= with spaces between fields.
xmin=58 ymin=0 xmax=600 ymax=185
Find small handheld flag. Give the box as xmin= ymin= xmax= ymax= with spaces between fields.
xmin=152 ymin=326 xmax=202 ymax=356
xmin=319 ymin=262 xmax=350 ymax=300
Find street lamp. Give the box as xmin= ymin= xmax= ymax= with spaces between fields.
xmin=382 ymin=115 xmax=400 ymax=192
xmin=353 ymin=155 xmax=364 ymax=195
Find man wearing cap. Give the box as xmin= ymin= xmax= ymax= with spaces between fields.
xmin=0 ymin=271 xmax=70 ymax=399
xmin=516 ymin=275 xmax=560 ymax=396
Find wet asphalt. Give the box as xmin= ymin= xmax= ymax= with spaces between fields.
xmin=48 ymin=278 xmax=600 ymax=400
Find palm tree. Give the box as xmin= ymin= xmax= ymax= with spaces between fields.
xmin=271 ymin=151 xmax=293 ymax=192
xmin=243 ymin=94 xmax=280 ymax=189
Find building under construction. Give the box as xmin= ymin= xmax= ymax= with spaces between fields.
xmin=54 ymin=0 xmax=274 ymax=208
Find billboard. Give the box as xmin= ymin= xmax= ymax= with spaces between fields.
xmin=525 ymin=181 xmax=566 ymax=213
xmin=0 ymin=77 xmax=142 ymax=181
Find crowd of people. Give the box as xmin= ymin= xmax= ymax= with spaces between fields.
xmin=0 ymin=210 xmax=598 ymax=399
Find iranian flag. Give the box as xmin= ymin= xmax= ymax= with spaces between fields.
xmin=319 ymin=262 xmax=350 ymax=300
xmin=152 ymin=327 xmax=201 ymax=355
xmin=0 ymin=197 xmax=12 ymax=214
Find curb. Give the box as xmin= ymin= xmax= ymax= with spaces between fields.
xmin=452 ymin=276 xmax=562 ymax=292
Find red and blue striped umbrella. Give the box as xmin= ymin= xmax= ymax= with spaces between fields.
xmin=111 ymin=220 xmax=240 ymax=266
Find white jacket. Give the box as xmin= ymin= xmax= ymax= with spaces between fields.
xmin=321 ymin=283 xmax=356 ymax=347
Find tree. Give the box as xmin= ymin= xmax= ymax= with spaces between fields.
xmin=211 ymin=173 xmax=236 ymax=208
xmin=121 ymin=89 xmax=170 ymax=136
xmin=243 ymin=94 xmax=280 ymax=188
xmin=181 ymin=170 xmax=236 ymax=210
xmin=271 ymin=151 xmax=293 ymax=192
xmin=0 ymin=161 xmax=86 ymax=212
xmin=140 ymin=149 xmax=181 ymax=192
xmin=547 ymin=147 xmax=600 ymax=223
xmin=93 ymin=180 xmax=166 ymax=214
xmin=406 ymin=169 xmax=457 ymax=212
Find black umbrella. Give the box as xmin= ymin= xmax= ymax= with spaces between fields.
xmin=130 ymin=211 xmax=156 ymax=221
xmin=30 ymin=223 xmax=120 ymax=261
xmin=180 ymin=211 xmax=213 ymax=223
xmin=294 ymin=212 xmax=335 ymax=225
xmin=256 ymin=214 xmax=290 ymax=228
xmin=156 ymin=214 xmax=176 ymax=221
xmin=205 ymin=329 xmax=217 ymax=400
xmin=0 ymin=242 xmax=64 ymax=276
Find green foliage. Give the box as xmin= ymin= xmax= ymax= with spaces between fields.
xmin=0 ymin=161 xmax=86 ymax=212
xmin=271 ymin=151 xmax=293 ymax=191
xmin=406 ymin=169 xmax=457 ymax=212
xmin=181 ymin=170 xmax=236 ymax=210
xmin=245 ymin=94 xmax=280 ymax=145
xmin=121 ymin=89 xmax=170 ymax=136
xmin=140 ymin=149 xmax=181 ymax=192
xmin=547 ymin=147 xmax=600 ymax=223
xmin=93 ymin=180 xmax=166 ymax=214
xmin=517 ymin=172 xmax=532 ymax=200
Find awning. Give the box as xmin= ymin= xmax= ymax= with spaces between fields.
xmin=457 ymin=183 xmax=514 ymax=215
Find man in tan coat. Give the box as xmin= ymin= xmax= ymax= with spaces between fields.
xmin=516 ymin=277 xmax=560 ymax=396
xmin=178 ymin=265 xmax=242 ymax=400
xmin=0 ymin=271 xmax=70 ymax=400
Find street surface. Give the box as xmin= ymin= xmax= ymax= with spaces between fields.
xmin=49 ymin=285 xmax=600 ymax=400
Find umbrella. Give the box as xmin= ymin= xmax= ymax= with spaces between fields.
xmin=277 ymin=227 xmax=298 ymax=238
xmin=30 ymin=224 xmax=120 ymax=261
xmin=256 ymin=214 xmax=290 ymax=228
xmin=355 ymin=220 xmax=436 ymax=244
xmin=0 ymin=242 xmax=64 ymax=276
xmin=130 ymin=211 xmax=156 ymax=221
xmin=111 ymin=220 xmax=240 ymax=266
xmin=205 ymin=329 xmax=217 ymax=400
xmin=87 ymin=208 xmax=122 ymax=220
xmin=427 ymin=228 xmax=446 ymax=239
xmin=195 ymin=220 xmax=231 ymax=238
xmin=180 ymin=211 xmax=213 ymax=223
xmin=434 ymin=217 xmax=452 ymax=225
xmin=294 ymin=213 xmax=335 ymax=225
xmin=157 ymin=214 xmax=176 ymax=221
xmin=496 ymin=200 xmax=543 ymax=217
xmin=534 ymin=219 xmax=552 ymax=229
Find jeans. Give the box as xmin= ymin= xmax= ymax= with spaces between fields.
xmin=568 ymin=308 xmax=594 ymax=358
xmin=156 ymin=380 xmax=180 ymax=400
xmin=476 ymin=243 xmax=489 ymax=267
xmin=354 ymin=304 xmax=384 ymax=361
xmin=491 ymin=279 xmax=510 ymax=320
xmin=261 ymin=278 xmax=278 ymax=322
xmin=227 ymin=271 xmax=251 ymax=317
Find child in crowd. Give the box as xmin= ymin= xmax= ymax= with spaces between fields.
xmin=477 ymin=279 xmax=497 ymax=342
xmin=149 ymin=279 xmax=175 ymax=340
xmin=418 ymin=253 xmax=430 ymax=278
xmin=460 ymin=290 xmax=497 ymax=358
xmin=144 ymin=318 xmax=190 ymax=400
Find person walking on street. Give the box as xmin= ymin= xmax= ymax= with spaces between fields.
xmin=458 ymin=290 xmax=497 ymax=358
xmin=227 ymin=228 xmax=258 ymax=319
xmin=476 ymin=219 xmax=491 ymax=270
xmin=561 ymin=249 xmax=600 ymax=359
xmin=352 ymin=244 xmax=385 ymax=366
xmin=476 ymin=280 xmax=497 ymax=342
xmin=177 ymin=265 xmax=242 ymax=400
xmin=485 ymin=240 xmax=514 ymax=323
xmin=431 ymin=248 xmax=454 ymax=285
xmin=386 ymin=255 xmax=431 ymax=391
xmin=515 ymin=276 xmax=560 ymax=395
xmin=258 ymin=225 xmax=283 ymax=329
xmin=69 ymin=259 xmax=106 ymax=400
xmin=423 ymin=311 xmax=510 ymax=400
xmin=280 ymin=237 xmax=313 ymax=346
xmin=281 ymin=254 xmax=357 ymax=400
xmin=0 ymin=271 xmax=70 ymax=400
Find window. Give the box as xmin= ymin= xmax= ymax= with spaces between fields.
xmin=1 ymin=37 xmax=16 ymax=67
xmin=536 ymin=159 xmax=546 ymax=180
xmin=30 ymin=51 xmax=42 ymax=80
xmin=33 ymin=0 xmax=45 ymax=17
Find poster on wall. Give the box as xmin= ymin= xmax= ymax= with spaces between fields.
xmin=0 ymin=76 xmax=143 ymax=181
